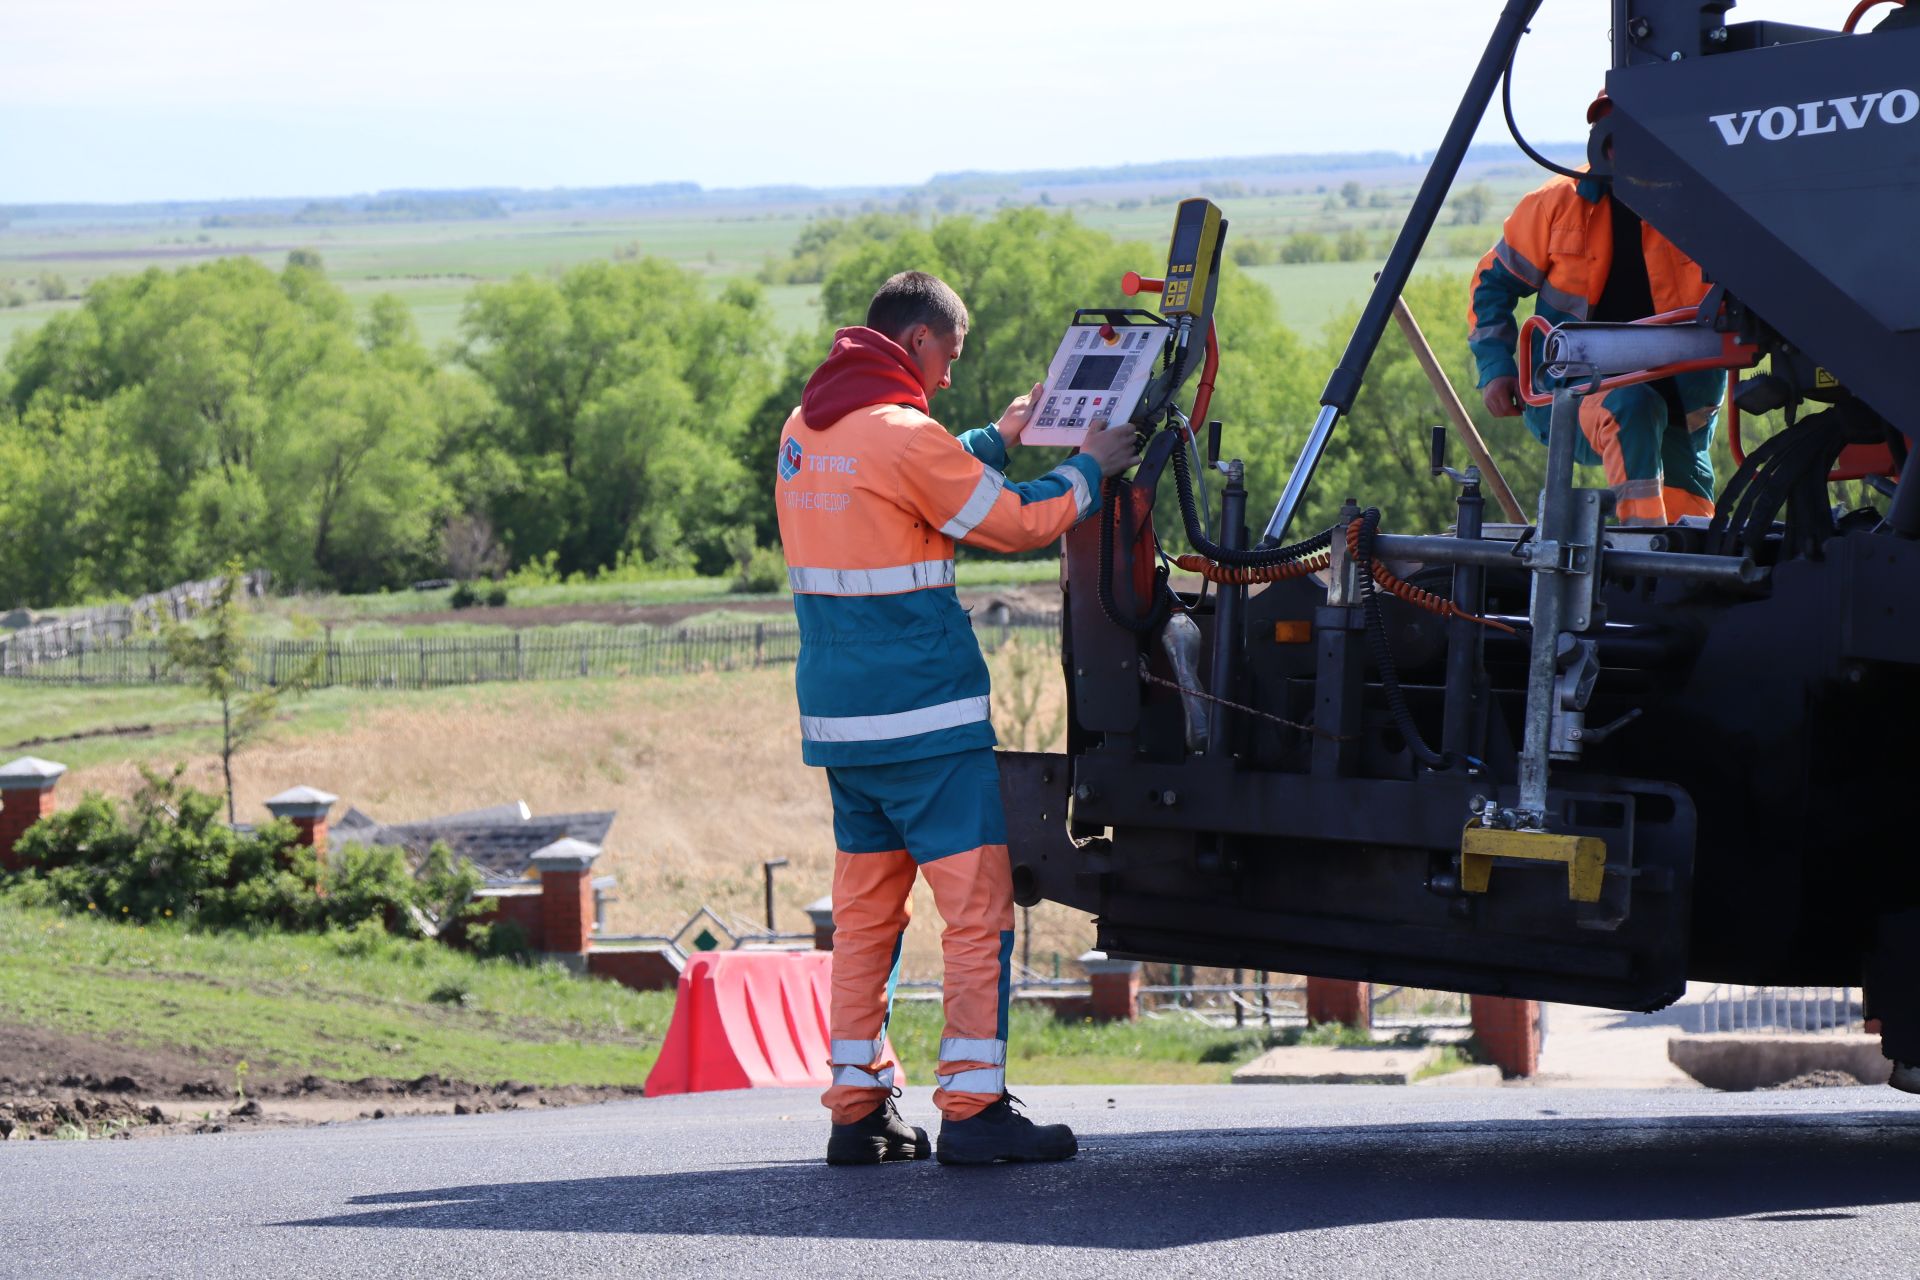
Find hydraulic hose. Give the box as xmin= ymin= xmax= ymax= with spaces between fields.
xmin=1097 ymin=478 xmax=1172 ymax=635
xmin=1354 ymin=508 xmax=1451 ymax=770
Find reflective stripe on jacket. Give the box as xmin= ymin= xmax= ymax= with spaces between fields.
xmin=776 ymin=404 xmax=1101 ymax=767
xmin=1467 ymin=175 xmax=1721 ymax=426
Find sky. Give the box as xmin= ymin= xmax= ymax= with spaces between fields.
xmin=0 ymin=0 xmax=1857 ymax=205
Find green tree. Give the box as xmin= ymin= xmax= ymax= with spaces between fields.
xmin=1340 ymin=180 xmax=1365 ymax=209
xmin=1289 ymin=272 xmax=1545 ymax=535
xmin=457 ymin=259 xmax=777 ymax=576
xmin=1450 ymin=182 xmax=1493 ymax=227
xmin=157 ymin=561 xmax=320 ymax=823
xmin=0 ymin=256 xmax=459 ymax=601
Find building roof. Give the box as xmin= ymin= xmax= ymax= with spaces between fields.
xmin=333 ymin=804 xmax=616 ymax=886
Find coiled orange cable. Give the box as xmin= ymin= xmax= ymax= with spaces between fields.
xmin=1174 ymin=530 xmax=1516 ymax=635
xmin=1345 ymin=521 xmax=1517 ymax=634
xmin=1172 ymin=550 xmax=1330 ymax=584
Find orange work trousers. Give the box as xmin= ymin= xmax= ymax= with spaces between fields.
xmin=822 ymin=843 xmax=1015 ymax=1125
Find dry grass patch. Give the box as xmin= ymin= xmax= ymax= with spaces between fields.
xmin=55 ymin=663 xmax=1096 ymax=979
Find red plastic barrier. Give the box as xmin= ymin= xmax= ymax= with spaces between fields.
xmin=644 ymin=950 xmax=904 ymax=1096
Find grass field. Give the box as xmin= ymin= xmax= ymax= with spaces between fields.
xmin=0 ymin=898 xmax=676 ymax=1086
xmin=255 ymin=560 xmax=1059 ymax=624
xmin=0 ymin=898 xmax=1351 ymax=1089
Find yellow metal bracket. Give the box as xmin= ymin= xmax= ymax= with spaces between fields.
xmin=1460 ymin=820 xmax=1608 ymax=903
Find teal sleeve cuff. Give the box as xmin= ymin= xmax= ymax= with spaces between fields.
xmin=959 ymin=424 xmax=1009 ymax=472
xmin=1067 ymin=453 xmax=1105 ymax=521
xmin=1474 ymin=352 xmax=1519 ymax=388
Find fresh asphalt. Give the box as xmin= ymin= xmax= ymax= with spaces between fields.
xmin=3 ymin=1084 xmax=1918 ymax=1278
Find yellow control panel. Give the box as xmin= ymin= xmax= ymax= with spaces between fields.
xmin=1161 ymin=198 xmax=1225 ymax=318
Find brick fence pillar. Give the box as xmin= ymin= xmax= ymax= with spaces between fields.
xmin=264 ymin=785 xmax=338 ymax=855
xmin=0 ymin=756 xmax=67 ymax=873
xmin=1307 ymin=977 xmax=1373 ymax=1030
xmin=1472 ymin=995 xmax=1542 ymax=1078
xmin=532 ymin=838 xmax=601 ymax=973
xmin=1081 ymin=951 xmax=1142 ymax=1022
xmin=805 ymin=895 xmax=835 ymax=951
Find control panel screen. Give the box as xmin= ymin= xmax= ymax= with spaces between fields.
xmin=1067 ymin=355 xmax=1124 ymax=391
xmin=1023 ymin=321 xmax=1172 ymax=447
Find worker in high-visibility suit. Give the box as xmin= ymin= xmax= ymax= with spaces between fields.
xmin=777 ymin=270 xmax=1137 ymax=1166
xmin=1469 ymin=91 xmax=1724 ymax=526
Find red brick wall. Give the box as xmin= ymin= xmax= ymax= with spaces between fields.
xmin=1307 ymin=978 xmax=1372 ymax=1029
xmin=539 ymin=869 xmax=593 ymax=954
xmin=1089 ymin=968 xmax=1141 ymax=1022
xmin=0 ymin=789 xmax=56 ymax=874
xmin=587 ymin=949 xmax=682 ymax=993
xmin=489 ymin=895 xmax=546 ymax=952
xmin=1472 ymin=995 xmax=1542 ymax=1077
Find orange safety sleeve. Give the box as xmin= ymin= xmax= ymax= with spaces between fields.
xmin=895 ymin=426 xmax=1102 ymax=555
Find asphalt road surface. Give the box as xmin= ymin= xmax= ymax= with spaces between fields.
xmin=4 ymin=1085 xmax=1919 ymax=1278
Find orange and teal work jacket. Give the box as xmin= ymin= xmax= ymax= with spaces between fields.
xmin=775 ymin=327 xmax=1103 ymax=767
xmin=1468 ymin=174 xmax=1723 ymax=440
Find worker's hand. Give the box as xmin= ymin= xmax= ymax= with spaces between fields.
xmin=1482 ymin=376 xmax=1523 ymax=418
xmin=1078 ymin=417 xmax=1142 ymax=478
xmin=996 ymin=382 xmax=1046 ymax=447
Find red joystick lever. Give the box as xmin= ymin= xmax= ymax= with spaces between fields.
xmin=1116 ymin=269 xmax=1216 ymax=428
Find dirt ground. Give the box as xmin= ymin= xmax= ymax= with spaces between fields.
xmin=0 ymin=1024 xmax=643 ymax=1141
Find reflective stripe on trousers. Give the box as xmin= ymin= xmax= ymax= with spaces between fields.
xmin=831 ymin=1038 xmax=886 ymax=1065
xmin=936 ymin=1066 xmax=1005 ymax=1094
xmin=830 ymin=1063 xmax=896 ymax=1090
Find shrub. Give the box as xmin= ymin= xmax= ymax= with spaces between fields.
xmin=9 ymin=768 xmax=320 ymax=930
xmin=460 ymin=918 xmax=531 ymax=961
xmin=2 ymin=771 xmax=484 ymax=938
xmin=733 ymin=545 xmax=787 ymax=594
xmin=1279 ymin=232 xmax=1331 ymax=264
xmin=485 ymin=584 xmax=510 ymax=608
xmin=449 ymin=581 xmax=480 ymax=609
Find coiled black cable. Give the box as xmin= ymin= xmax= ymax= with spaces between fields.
xmin=1169 ymin=437 xmax=1333 ymax=566
xmin=1502 ymin=4 xmax=1592 ymax=184
xmin=1354 ymin=507 xmax=1451 ymax=770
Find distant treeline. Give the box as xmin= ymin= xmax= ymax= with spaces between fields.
xmin=0 ymin=143 xmax=1582 ymax=228
xmin=0 ymin=208 xmax=1539 ymax=610
xmin=201 ymin=194 xmax=508 ymax=228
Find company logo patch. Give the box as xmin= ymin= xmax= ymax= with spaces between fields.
xmin=778 ymin=437 xmax=803 ymax=482
xmin=1709 ymin=89 xmax=1919 ymax=145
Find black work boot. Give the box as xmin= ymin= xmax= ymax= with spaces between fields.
xmin=825 ymin=1096 xmax=930 ymax=1166
xmin=1892 ymin=1062 xmax=1920 ymax=1095
xmin=936 ymin=1093 xmax=1077 ymax=1165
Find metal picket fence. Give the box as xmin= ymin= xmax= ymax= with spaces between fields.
xmin=1691 ymin=985 xmax=1866 ymax=1035
xmin=0 ymin=615 xmax=1060 ymax=690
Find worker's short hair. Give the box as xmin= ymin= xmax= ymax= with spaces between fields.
xmin=866 ymin=271 xmax=968 ymax=343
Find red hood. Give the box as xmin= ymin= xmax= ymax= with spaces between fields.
xmin=800 ymin=327 xmax=928 ymax=428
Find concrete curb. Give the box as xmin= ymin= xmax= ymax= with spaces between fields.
xmin=1413 ymin=1064 xmax=1506 ymax=1088
xmin=1667 ymin=1033 xmax=1892 ymax=1091
xmin=1232 ymin=1046 xmax=1440 ymax=1085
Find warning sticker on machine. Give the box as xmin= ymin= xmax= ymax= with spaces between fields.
xmin=1815 ymin=367 xmax=1840 ymax=389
